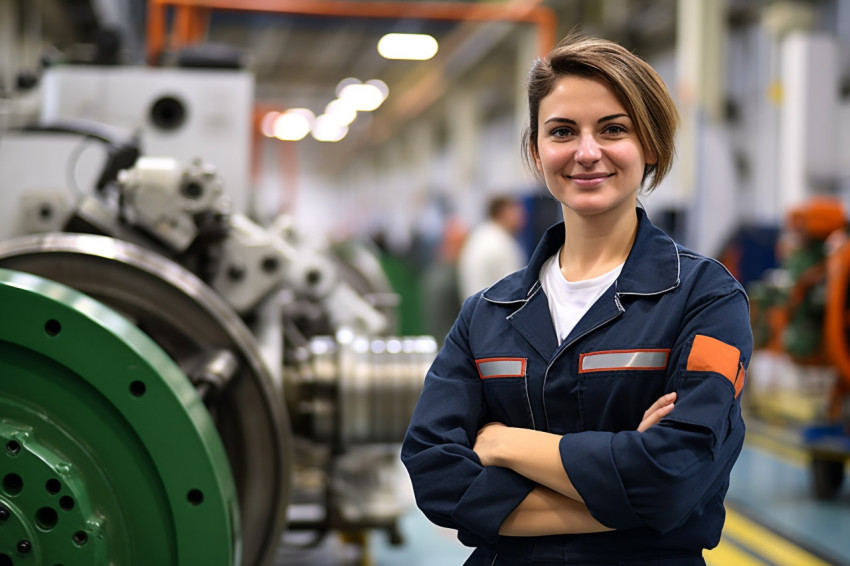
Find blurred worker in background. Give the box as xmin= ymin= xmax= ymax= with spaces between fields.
xmin=403 ymin=33 xmax=751 ymax=566
xmin=420 ymin=215 xmax=467 ymax=344
xmin=457 ymin=195 xmax=527 ymax=299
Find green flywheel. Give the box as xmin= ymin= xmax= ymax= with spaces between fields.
xmin=0 ymin=268 xmax=240 ymax=565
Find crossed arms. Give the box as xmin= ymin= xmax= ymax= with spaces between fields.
xmin=473 ymin=392 xmax=677 ymax=536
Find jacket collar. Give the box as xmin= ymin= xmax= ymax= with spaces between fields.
xmin=483 ymin=207 xmax=680 ymax=304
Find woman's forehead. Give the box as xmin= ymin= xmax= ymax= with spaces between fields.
xmin=539 ymin=75 xmax=628 ymax=117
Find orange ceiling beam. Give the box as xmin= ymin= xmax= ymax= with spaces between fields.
xmin=146 ymin=0 xmax=557 ymax=64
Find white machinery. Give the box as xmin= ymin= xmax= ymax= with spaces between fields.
xmin=40 ymin=65 xmax=255 ymax=214
xmin=0 ymin=73 xmax=434 ymax=565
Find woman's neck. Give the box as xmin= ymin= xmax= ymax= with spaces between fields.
xmin=558 ymin=206 xmax=638 ymax=282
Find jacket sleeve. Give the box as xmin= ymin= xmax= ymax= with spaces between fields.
xmin=400 ymin=296 xmax=536 ymax=546
xmin=560 ymin=286 xmax=752 ymax=534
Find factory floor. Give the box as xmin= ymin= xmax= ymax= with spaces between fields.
xmin=274 ymin=414 xmax=850 ymax=566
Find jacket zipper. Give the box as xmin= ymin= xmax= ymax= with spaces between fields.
xmin=503 ymin=286 xmax=543 ymax=431
xmin=541 ymin=295 xmax=625 ymax=431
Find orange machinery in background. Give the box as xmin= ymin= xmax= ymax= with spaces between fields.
xmin=749 ymin=196 xmax=850 ymax=499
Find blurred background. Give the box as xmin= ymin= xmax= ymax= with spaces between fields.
xmin=0 ymin=1 xmax=849 ymax=565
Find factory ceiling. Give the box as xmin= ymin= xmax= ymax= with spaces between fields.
xmin=29 ymin=0 xmax=689 ymax=168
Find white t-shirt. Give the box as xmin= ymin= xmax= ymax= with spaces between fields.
xmin=457 ymin=221 xmax=526 ymax=299
xmin=540 ymin=250 xmax=624 ymax=345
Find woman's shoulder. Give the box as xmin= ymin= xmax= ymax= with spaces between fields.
xmin=675 ymin=244 xmax=746 ymax=296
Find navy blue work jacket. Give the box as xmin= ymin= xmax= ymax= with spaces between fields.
xmin=401 ymin=207 xmax=752 ymax=565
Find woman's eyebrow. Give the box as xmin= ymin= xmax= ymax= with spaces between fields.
xmin=543 ymin=113 xmax=630 ymax=126
xmin=542 ymin=117 xmax=576 ymax=125
xmin=598 ymin=113 xmax=629 ymax=123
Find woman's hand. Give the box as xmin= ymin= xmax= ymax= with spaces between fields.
xmin=473 ymin=421 xmax=510 ymax=467
xmin=637 ymin=391 xmax=676 ymax=432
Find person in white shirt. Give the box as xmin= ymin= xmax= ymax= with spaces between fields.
xmin=457 ymin=196 xmax=527 ymax=299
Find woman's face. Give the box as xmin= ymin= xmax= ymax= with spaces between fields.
xmin=533 ymin=75 xmax=653 ymax=220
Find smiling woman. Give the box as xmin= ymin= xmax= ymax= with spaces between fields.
xmin=402 ymin=34 xmax=753 ymax=566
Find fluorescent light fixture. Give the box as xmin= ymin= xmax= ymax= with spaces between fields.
xmin=312 ymin=114 xmax=348 ymax=142
xmin=325 ymin=99 xmax=357 ymax=127
xmin=338 ymin=82 xmax=386 ymax=112
xmin=273 ymin=108 xmax=314 ymax=141
xmin=378 ymin=33 xmax=439 ymax=60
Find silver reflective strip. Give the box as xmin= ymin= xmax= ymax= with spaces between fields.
xmin=580 ymin=350 xmax=668 ymax=372
xmin=477 ymin=359 xmax=525 ymax=378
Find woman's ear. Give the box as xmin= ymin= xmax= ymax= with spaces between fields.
xmin=644 ymin=146 xmax=658 ymax=167
xmin=530 ymin=141 xmax=543 ymax=176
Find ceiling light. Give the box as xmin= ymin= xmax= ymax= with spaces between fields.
xmin=377 ymin=33 xmax=439 ymax=60
xmin=365 ymin=79 xmax=389 ymax=101
xmin=311 ymin=114 xmax=348 ymax=142
xmin=338 ymin=83 xmax=386 ymax=112
xmin=336 ymin=77 xmax=361 ymax=98
xmin=325 ymin=99 xmax=357 ymax=127
xmin=260 ymin=111 xmax=280 ymax=137
xmin=273 ymin=108 xmax=314 ymax=141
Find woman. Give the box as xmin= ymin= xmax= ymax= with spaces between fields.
xmin=401 ymin=34 xmax=751 ymax=566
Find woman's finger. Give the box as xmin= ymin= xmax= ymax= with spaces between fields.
xmin=642 ymin=392 xmax=676 ymax=418
xmin=637 ymin=392 xmax=677 ymax=432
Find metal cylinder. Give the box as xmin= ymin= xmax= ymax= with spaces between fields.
xmin=291 ymin=331 xmax=437 ymax=447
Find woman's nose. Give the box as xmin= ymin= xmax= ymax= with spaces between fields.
xmin=575 ymin=134 xmax=601 ymax=165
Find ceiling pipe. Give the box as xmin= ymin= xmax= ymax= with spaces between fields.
xmin=146 ymin=0 xmax=556 ymax=64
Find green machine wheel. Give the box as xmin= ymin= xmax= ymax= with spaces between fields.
xmin=0 ymin=268 xmax=239 ymax=565
xmin=0 ymin=234 xmax=293 ymax=566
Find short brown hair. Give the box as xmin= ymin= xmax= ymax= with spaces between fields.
xmin=523 ymin=34 xmax=679 ymax=193
xmin=487 ymin=195 xmax=517 ymax=220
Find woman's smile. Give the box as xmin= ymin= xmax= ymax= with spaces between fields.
xmin=567 ymin=172 xmax=614 ymax=188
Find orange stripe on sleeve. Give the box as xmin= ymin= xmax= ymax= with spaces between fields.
xmin=734 ymin=364 xmax=745 ymax=398
xmin=686 ymin=334 xmax=742 ymax=396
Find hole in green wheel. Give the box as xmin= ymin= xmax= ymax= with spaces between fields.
xmin=59 ymin=496 xmax=74 ymax=511
xmin=36 ymin=507 xmax=58 ymax=530
xmin=72 ymin=531 xmax=88 ymax=546
xmin=2 ymin=473 xmax=23 ymax=495
xmin=5 ymin=440 xmax=21 ymax=456
xmin=45 ymin=478 xmax=61 ymax=495
xmin=187 ymin=489 xmax=204 ymax=506
xmin=0 ymin=553 xmax=12 ymax=566
xmin=44 ymin=319 xmax=62 ymax=336
xmin=129 ymin=381 xmax=146 ymax=397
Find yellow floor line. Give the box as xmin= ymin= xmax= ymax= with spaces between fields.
xmin=744 ymin=428 xmax=808 ymax=468
xmin=705 ymin=535 xmax=767 ymax=566
xmin=722 ymin=507 xmax=833 ymax=566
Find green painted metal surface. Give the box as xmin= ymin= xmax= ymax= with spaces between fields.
xmin=0 ymin=269 xmax=239 ymax=565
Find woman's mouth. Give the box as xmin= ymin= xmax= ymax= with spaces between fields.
xmin=568 ymin=173 xmax=612 ymax=188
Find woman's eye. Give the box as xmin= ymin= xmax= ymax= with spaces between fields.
xmin=550 ymin=127 xmax=573 ymax=138
xmin=603 ymin=124 xmax=627 ymax=135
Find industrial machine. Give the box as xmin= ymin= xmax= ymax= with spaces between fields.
xmin=748 ymin=197 xmax=850 ymax=500
xmin=0 ymin=128 xmax=435 ymax=565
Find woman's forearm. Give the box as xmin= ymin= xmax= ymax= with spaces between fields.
xmin=477 ymin=424 xmax=583 ymax=501
xmin=474 ymin=393 xmax=676 ymax=502
xmin=499 ymin=486 xmax=611 ymax=536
